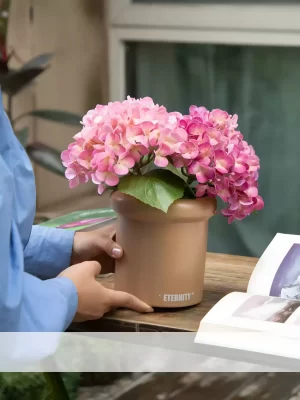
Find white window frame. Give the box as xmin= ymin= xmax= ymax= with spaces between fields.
xmin=108 ymin=0 xmax=300 ymax=101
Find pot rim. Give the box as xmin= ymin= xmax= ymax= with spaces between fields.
xmin=111 ymin=191 xmax=217 ymax=223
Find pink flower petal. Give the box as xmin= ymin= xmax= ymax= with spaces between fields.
xmin=91 ymin=174 xmax=99 ymax=185
xmin=196 ymin=165 xmax=215 ymax=184
xmin=149 ymin=131 xmax=159 ymax=147
xmin=61 ymin=150 xmax=70 ymax=163
xmin=114 ymin=164 xmax=129 ymax=175
xmin=207 ymin=186 xmax=217 ymax=197
xmin=69 ymin=177 xmax=79 ymax=189
xmin=179 ymin=119 xmax=187 ymax=129
xmin=173 ymin=128 xmax=188 ymax=142
xmin=188 ymin=162 xmax=198 ymax=175
xmin=78 ymin=174 xmax=88 ymax=185
xmin=154 ymin=155 xmax=168 ymax=167
xmin=98 ymin=183 xmax=106 ymax=195
xmin=196 ymin=185 xmax=208 ymax=197
xmin=244 ymin=186 xmax=258 ymax=198
xmin=187 ymin=123 xmax=207 ymax=137
xmin=126 ymin=126 xmax=143 ymax=144
xmin=141 ymin=121 xmax=155 ymax=133
xmin=120 ymin=156 xmax=135 ymax=169
xmin=78 ymin=151 xmax=91 ymax=169
xmin=253 ymin=196 xmax=264 ymax=211
xmin=215 ymin=150 xmax=234 ymax=174
xmin=234 ymin=161 xmax=248 ymax=174
xmin=105 ymin=172 xmax=119 ymax=186
xmin=228 ymin=216 xmax=235 ymax=224
xmin=65 ymin=167 xmax=77 ymax=180
xmin=173 ymin=155 xmax=188 ymax=168
xmin=103 ymin=124 xmax=114 ymax=135
xmin=157 ymin=143 xmax=172 ymax=157
xmin=94 ymin=171 xmax=106 ymax=182
xmin=137 ymin=135 xmax=149 ymax=148
xmin=129 ymin=148 xmax=142 ymax=162
xmin=239 ymin=198 xmax=253 ymax=206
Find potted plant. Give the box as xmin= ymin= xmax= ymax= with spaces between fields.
xmin=62 ymin=97 xmax=264 ymax=308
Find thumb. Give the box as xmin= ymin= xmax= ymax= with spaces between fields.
xmin=84 ymin=261 xmax=102 ymax=277
xmin=102 ymin=237 xmax=123 ymax=259
xmin=108 ymin=290 xmax=154 ymax=313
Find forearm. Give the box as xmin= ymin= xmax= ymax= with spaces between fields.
xmin=24 ymin=226 xmax=75 ymax=279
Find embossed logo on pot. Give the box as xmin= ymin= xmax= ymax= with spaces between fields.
xmin=163 ymin=293 xmax=194 ymax=302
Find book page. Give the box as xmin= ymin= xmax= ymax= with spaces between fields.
xmin=199 ymin=292 xmax=300 ymax=339
xmin=196 ymin=292 xmax=300 ymax=364
xmin=39 ymin=209 xmax=117 ymax=231
xmin=247 ymin=233 xmax=300 ymax=299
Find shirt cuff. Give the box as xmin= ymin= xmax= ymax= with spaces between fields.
xmin=17 ymin=274 xmax=78 ymax=333
xmin=24 ymin=226 xmax=75 ymax=279
xmin=48 ymin=277 xmax=78 ymax=330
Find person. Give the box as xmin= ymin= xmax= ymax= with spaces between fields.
xmin=0 ymin=93 xmax=153 ymax=332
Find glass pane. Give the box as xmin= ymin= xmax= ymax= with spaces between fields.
xmin=126 ymin=42 xmax=300 ymax=257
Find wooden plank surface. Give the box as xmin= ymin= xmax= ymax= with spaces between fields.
xmin=77 ymin=373 xmax=300 ymax=400
xmin=71 ymin=252 xmax=257 ymax=332
xmin=106 ymin=373 xmax=300 ymax=400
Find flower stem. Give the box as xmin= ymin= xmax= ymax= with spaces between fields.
xmin=181 ymin=168 xmax=190 ymax=178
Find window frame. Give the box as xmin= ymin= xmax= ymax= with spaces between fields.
xmin=108 ymin=0 xmax=300 ymax=100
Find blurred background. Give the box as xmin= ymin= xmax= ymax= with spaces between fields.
xmin=2 ymin=0 xmax=300 ymax=258
xmin=0 ymin=0 xmax=109 ymax=222
xmin=2 ymin=0 xmax=300 ymax=259
xmin=2 ymin=0 xmax=300 ymax=398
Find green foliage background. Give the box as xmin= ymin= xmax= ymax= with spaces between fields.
xmin=0 ymin=373 xmax=80 ymax=400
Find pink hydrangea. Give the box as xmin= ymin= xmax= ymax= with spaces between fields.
xmin=62 ymin=97 xmax=264 ymax=223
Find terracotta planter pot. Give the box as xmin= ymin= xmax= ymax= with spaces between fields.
xmin=111 ymin=191 xmax=217 ymax=308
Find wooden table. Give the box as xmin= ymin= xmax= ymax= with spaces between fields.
xmin=71 ymin=252 xmax=257 ymax=333
xmin=83 ymin=372 xmax=300 ymax=400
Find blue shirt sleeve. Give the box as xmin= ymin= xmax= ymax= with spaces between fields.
xmin=21 ymin=273 xmax=78 ymax=332
xmin=0 ymin=156 xmax=78 ymax=332
xmin=24 ymin=226 xmax=75 ymax=279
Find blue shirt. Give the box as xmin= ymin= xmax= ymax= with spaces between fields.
xmin=0 ymin=95 xmax=78 ymax=332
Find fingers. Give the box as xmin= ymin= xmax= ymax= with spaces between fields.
xmin=84 ymin=261 xmax=102 ymax=277
xmin=102 ymin=236 xmax=123 ymax=259
xmin=108 ymin=289 xmax=154 ymax=313
xmin=96 ymin=224 xmax=116 ymax=239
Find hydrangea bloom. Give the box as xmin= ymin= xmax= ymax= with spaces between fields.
xmin=62 ymin=97 xmax=264 ymax=223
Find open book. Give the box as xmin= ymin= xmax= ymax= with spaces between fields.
xmin=195 ymin=233 xmax=300 ymax=368
xmin=39 ymin=208 xmax=116 ymax=232
xmin=39 ymin=208 xmax=117 ymax=275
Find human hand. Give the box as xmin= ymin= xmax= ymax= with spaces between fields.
xmin=70 ymin=224 xmax=122 ymax=266
xmin=59 ymin=261 xmax=153 ymax=322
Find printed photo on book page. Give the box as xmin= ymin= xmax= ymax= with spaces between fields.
xmin=247 ymin=233 xmax=300 ymax=299
xmin=196 ymin=292 xmax=300 ymax=364
xmin=199 ymin=292 xmax=300 ymax=339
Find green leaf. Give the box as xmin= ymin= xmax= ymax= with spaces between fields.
xmin=141 ymin=161 xmax=195 ymax=198
xmin=15 ymin=126 xmax=29 ymax=147
xmin=39 ymin=208 xmax=116 ymax=229
xmin=141 ymin=160 xmax=187 ymax=182
xmin=0 ymin=67 xmax=45 ymax=95
xmin=140 ymin=160 xmax=157 ymax=175
xmin=26 ymin=142 xmax=65 ymax=176
xmin=118 ymin=169 xmax=185 ymax=213
xmin=29 ymin=110 xmax=82 ymax=126
xmin=165 ymin=163 xmax=188 ymax=182
xmin=22 ymin=53 xmax=52 ymax=70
